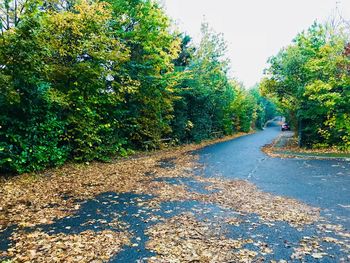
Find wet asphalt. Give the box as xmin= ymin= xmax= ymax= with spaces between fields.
xmin=1 ymin=126 xmax=349 ymax=262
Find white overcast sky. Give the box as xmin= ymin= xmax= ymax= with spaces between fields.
xmin=161 ymin=0 xmax=350 ymax=87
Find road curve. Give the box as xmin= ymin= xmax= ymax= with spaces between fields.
xmin=199 ymin=126 xmax=350 ymax=228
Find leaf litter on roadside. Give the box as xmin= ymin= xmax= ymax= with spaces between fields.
xmin=0 ymin=133 xmax=348 ymax=262
xmin=146 ymin=213 xmax=260 ymax=263
xmin=3 ymin=230 xmax=130 ymax=262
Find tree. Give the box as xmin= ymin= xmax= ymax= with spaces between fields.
xmin=0 ymin=0 xmax=269 ymax=174
xmin=0 ymin=0 xmax=28 ymax=31
xmin=261 ymin=21 xmax=350 ymax=149
xmin=184 ymin=23 xmax=231 ymax=141
xmin=107 ymin=0 xmax=181 ymax=147
xmin=0 ymin=0 xmax=130 ymax=172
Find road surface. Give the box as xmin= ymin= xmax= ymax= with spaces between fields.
xmin=1 ymin=126 xmax=349 ymax=262
xmin=200 ymin=126 xmax=350 ymax=229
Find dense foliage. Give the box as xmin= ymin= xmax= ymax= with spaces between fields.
xmin=0 ymin=0 xmax=272 ymax=173
xmin=261 ymin=22 xmax=350 ymax=149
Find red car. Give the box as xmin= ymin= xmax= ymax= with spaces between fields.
xmin=281 ymin=123 xmax=290 ymax=131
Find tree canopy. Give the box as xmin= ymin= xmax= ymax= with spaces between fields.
xmin=0 ymin=0 xmax=274 ymax=174
xmin=261 ymin=21 xmax=350 ymax=149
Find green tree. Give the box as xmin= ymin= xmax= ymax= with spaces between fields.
xmin=261 ymin=22 xmax=350 ymax=149
xmin=41 ymin=0 xmax=130 ymax=160
xmin=0 ymin=0 xmax=130 ymax=172
xmin=107 ymin=0 xmax=181 ymax=147
xmin=0 ymin=0 xmax=269 ymax=174
xmin=0 ymin=2 xmax=68 ymax=173
xmin=185 ymin=23 xmax=232 ymax=141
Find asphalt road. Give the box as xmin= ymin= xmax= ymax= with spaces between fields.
xmin=1 ymin=126 xmax=349 ymax=262
xmin=199 ymin=126 xmax=350 ymax=228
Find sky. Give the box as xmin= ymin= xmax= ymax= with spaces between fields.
xmin=161 ymin=0 xmax=350 ymax=87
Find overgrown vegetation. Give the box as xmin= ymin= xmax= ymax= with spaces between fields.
xmin=0 ymin=0 xmax=273 ymax=174
xmin=261 ymin=21 xmax=350 ymax=150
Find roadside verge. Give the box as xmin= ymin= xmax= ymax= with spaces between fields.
xmin=262 ymin=131 xmax=350 ymax=161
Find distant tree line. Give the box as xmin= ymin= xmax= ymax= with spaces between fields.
xmin=261 ymin=21 xmax=350 ymax=149
xmin=0 ymin=0 xmax=275 ymax=173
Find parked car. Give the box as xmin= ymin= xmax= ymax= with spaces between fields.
xmin=281 ymin=123 xmax=290 ymax=131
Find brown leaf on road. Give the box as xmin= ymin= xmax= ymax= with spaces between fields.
xmin=146 ymin=213 xmax=256 ymax=263
xmin=4 ymin=230 xmax=130 ymax=263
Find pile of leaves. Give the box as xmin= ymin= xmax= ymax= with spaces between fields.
xmin=197 ymin=177 xmax=320 ymax=226
xmin=3 ymin=230 xmax=130 ymax=262
xmin=0 ymin=133 xmax=246 ymax=230
xmin=146 ymin=213 xmax=259 ymax=262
